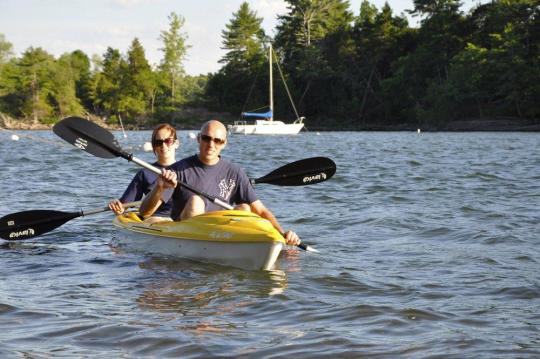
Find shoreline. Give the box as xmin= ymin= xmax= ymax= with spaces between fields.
xmin=1 ymin=115 xmax=539 ymax=132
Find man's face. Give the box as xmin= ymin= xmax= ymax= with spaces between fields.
xmin=198 ymin=123 xmax=227 ymax=165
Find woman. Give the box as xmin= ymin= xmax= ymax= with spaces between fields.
xmin=108 ymin=123 xmax=179 ymax=223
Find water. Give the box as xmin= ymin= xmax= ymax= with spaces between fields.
xmin=1 ymin=129 xmax=539 ymax=357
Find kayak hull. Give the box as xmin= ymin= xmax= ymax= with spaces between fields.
xmin=112 ymin=210 xmax=285 ymax=270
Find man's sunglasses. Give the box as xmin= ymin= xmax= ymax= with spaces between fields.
xmin=200 ymin=134 xmax=226 ymax=145
xmin=153 ymin=137 xmax=176 ymax=147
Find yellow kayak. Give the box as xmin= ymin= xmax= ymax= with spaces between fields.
xmin=112 ymin=210 xmax=285 ymax=270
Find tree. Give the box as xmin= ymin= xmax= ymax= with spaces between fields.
xmin=93 ymin=47 xmax=125 ymax=117
xmin=159 ymin=12 xmax=189 ymax=103
xmin=221 ymin=2 xmax=266 ymax=68
xmin=16 ymin=47 xmax=57 ymax=123
xmin=0 ymin=33 xmax=14 ymax=65
xmin=416 ymin=0 xmax=540 ymax=123
xmin=352 ymin=1 xmax=414 ymax=123
xmin=65 ymin=50 xmax=93 ymax=112
xmin=119 ymin=38 xmax=155 ymax=122
xmin=275 ymin=0 xmax=354 ymax=119
xmin=408 ymin=0 xmax=467 ymax=84
xmin=206 ymin=2 xmax=267 ymax=113
xmin=0 ymin=34 xmax=16 ymax=113
xmin=50 ymin=52 xmax=85 ymax=118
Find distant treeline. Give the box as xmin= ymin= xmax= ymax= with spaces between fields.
xmin=0 ymin=0 xmax=538 ymax=129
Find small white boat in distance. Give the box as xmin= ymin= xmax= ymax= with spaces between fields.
xmin=229 ymin=118 xmax=304 ymax=135
xmin=228 ymin=43 xmax=305 ymax=136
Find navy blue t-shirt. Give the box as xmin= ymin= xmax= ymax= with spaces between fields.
xmin=119 ymin=162 xmax=173 ymax=217
xmin=165 ymin=155 xmax=257 ymax=220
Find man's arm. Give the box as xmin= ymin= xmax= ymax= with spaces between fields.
xmin=139 ymin=186 xmax=164 ymax=218
xmin=139 ymin=169 xmax=177 ymax=218
xmin=249 ymin=200 xmax=300 ymax=246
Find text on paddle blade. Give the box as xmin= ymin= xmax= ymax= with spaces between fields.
xmin=9 ymin=228 xmax=36 ymax=239
xmin=302 ymin=172 xmax=327 ymax=184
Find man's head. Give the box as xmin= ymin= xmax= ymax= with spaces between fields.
xmin=197 ymin=120 xmax=227 ymax=165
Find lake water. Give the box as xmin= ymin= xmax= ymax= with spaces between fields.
xmin=1 ymin=129 xmax=539 ymax=357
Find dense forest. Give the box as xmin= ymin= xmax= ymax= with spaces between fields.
xmin=0 ymin=0 xmax=538 ymax=130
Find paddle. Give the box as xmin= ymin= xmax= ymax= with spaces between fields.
xmin=53 ymin=116 xmax=330 ymax=252
xmin=0 ymin=202 xmax=140 ymax=241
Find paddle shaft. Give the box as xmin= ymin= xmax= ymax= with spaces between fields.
xmin=82 ymin=201 xmax=141 ymax=216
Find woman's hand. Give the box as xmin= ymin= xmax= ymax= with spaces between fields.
xmin=108 ymin=199 xmax=124 ymax=215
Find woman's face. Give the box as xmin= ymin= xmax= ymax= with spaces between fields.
xmin=153 ymin=128 xmax=178 ymax=160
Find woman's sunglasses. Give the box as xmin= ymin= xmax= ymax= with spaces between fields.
xmin=153 ymin=137 xmax=176 ymax=147
xmin=200 ymin=134 xmax=226 ymax=145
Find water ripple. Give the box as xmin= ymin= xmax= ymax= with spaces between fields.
xmin=1 ymin=131 xmax=539 ymax=357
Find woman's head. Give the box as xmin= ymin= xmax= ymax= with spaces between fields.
xmin=151 ymin=123 xmax=179 ymax=157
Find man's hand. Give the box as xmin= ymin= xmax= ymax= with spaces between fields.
xmin=157 ymin=169 xmax=178 ymax=189
xmin=283 ymin=230 xmax=301 ymax=246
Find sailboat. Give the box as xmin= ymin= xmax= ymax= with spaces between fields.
xmin=227 ymin=43 xmax=305 ymax=135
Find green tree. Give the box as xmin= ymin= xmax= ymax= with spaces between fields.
xmin=275 ymin=0 xmax=354 ymax=119
xmin=159 ymin=12 xmax=189 ymax=104
xmin=221 ymin=2 xmax=266 ymax=68
xmin=119 ymin=38 xmax=155 ymax=122
xmin=15 ymin=47 xmax=57 ymax=122
xmin=352 ymin=2 xmax=414 ymax=124
xmin=0 ymin=33 xmax=14 ymax=65
xmin=0 ymin=61 xmax=22 ymax=116
xmin=409 ymin=0 xmax=467 ymax=83
xmin=50 ymin=53 xmax=85 ymax=118
xmin=417 ymin=0 xmax=540 ymax=123
xmin=65 ymin=50 xmax=93 ymax=112
xmin=206 ymin=2 xmax=267 ymax=113
xmin=379 ymin=0 xmax=466 ymax=124
xmin=0 ymin=34 xmax=16 ymax=113
xmin=93 ymin=47 xmax=125 ymax=118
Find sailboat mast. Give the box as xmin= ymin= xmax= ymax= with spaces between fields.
xmin=269 ymin=43 xmax=273 ymax=122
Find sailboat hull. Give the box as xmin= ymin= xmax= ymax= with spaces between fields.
xmin=228 ymin=120 xmax=304 ymax=135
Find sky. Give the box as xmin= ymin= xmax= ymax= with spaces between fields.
xmin=0 ymin=0 xmax=484 ymax=76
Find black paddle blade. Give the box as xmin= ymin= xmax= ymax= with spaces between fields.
xmin=53 ymin=116 xmax=127 ymax=159
xmin=253 ymin=157 xmax=337 ymax=186
xmin=0 ymin=210 xmax=81 ymax=240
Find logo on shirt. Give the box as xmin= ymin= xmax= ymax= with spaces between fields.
xmin=219 ymin=179 xmax=236 ymax=200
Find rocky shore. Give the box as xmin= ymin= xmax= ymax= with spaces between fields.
xmin=2 ymin=112 xmax=539 ymax=132
xmin=305 ymin=117 xmax=540 ymax=132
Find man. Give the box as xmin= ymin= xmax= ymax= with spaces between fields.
xmin=139 ymin=120 xmax=301 ymax=246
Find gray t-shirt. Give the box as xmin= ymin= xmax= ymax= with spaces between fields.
xmin=164 ymin=155 xmax=258 ymax=220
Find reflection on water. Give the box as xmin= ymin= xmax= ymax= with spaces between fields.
xmin=136 ymin=257 xmax=288 ymax=312
xmin=279 ymin=249 xmax=303 ymax=273
xmin=133 ymin=257 xmax=289 ymax=336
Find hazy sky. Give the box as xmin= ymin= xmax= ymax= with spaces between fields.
xmin=1 ymin=0 xmax=483 ymax=75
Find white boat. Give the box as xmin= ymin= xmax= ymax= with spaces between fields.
xmin=229 ymin=118 xmax=304 ymax=135
xmin=228 ymin=43 xmax=305 ymax=135
xmin=112 ymin=210 xmax=285 ymax=270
